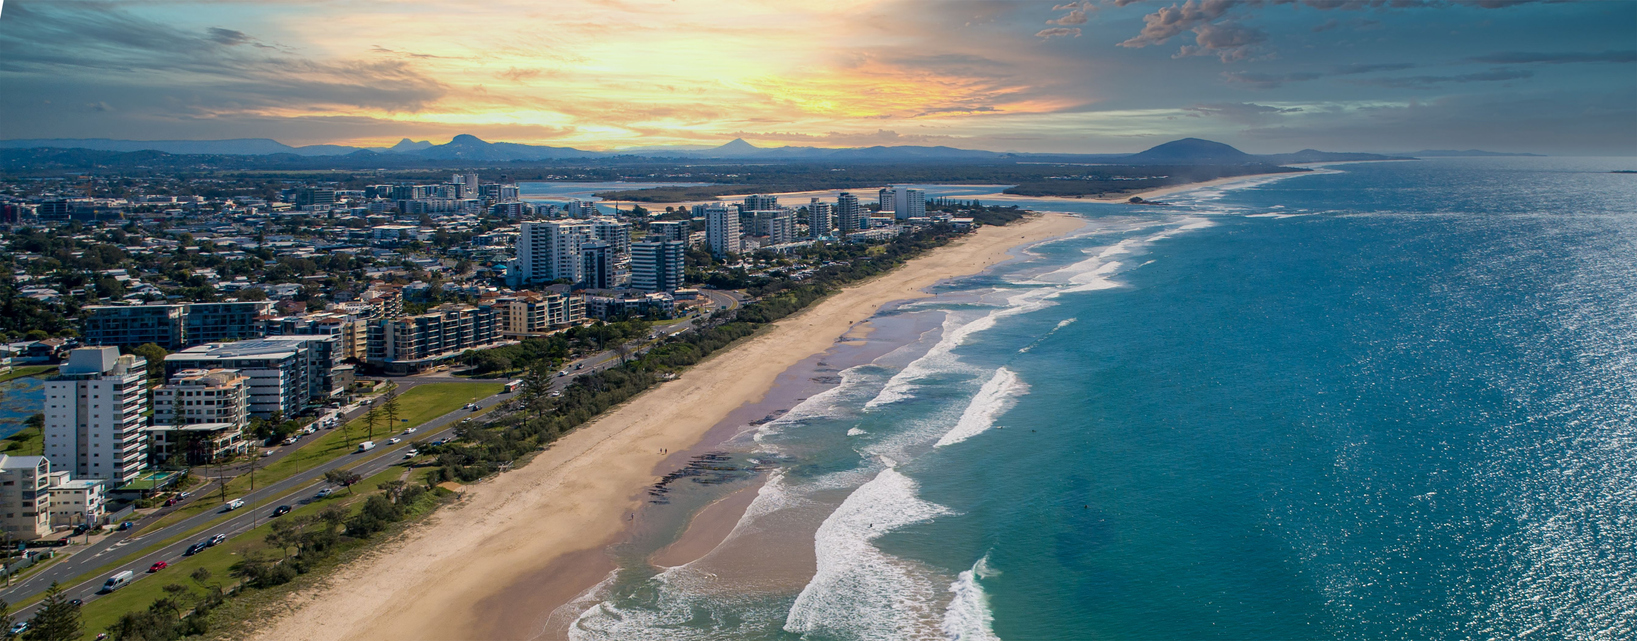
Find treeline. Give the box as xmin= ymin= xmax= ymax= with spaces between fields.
xmin=459 ymin=319 xmax=652 ymax=375
xmin=1004 ymin=164 xmax=1302 ymax=197
xmin=420 ymin=224 xmax=969 ymax=483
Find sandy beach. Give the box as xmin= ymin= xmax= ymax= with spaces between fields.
xmin=247 ymin=211 xmax=1085 ymax=641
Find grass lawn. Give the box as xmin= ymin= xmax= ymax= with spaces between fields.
xmin=138 ymin=383 xmax=499 ymax=532
xmin=2 ymin=426 xmax=44 ymax=456
xmin=0 ymin=365 xmax=56 ymax=384
xmin=71 ymin=467 xmax=415 ymax=640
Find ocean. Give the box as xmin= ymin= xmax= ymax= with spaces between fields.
xmin=557 ymin=157 xmax=1637 ymax=640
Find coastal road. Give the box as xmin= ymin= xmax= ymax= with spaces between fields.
xmin=0 ymin=387 xmax=517 ymax=617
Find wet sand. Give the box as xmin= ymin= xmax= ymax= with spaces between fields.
xmin=649 ymin=480 xmax=766 ymax=568
xmin=247 ymin=212 xmax=1085 ymax=641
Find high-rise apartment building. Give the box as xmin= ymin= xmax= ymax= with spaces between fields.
xmin=590 ymin=218 xmax=632 ymax=255
xmin=743 ymin=194 xmax=779 ymax=211
xmin=165 ymin=339 xmax=331 ymax=417
xmin=516 ymin=221 xmax=592 ymax=285
xmin=0 ymin=455 xmax=55 ymax=538
xmin=767 ymin=211 xmax=798 ymax=245
xmin=365 ymin=303 xmax=500 ymax=374
xmin=647 ymin=220 xmax=689 ymax=242
xmin=705 ymin=206 xmax=741 ymax=256
xmin=630 ymin=240 xmax=686 ymax=292
xmin=148 ymin=369 xmax=250 ymax=465
xmin=836 ymin=193 xmax=863 ymax=235
xmin=580 ymin=241 xmax=618 ymax=289
xmin=44 ymin=347 xmax=150 ymax=484
xmin=880 ymin=186 xmax=926 ymax=220
xmin=490 ymin=290 xmax=586 ymax=334
xmin=808 ymin=199 xmax=832 ymax=239
xmin=80 ymin=301 xmax=274 ymax=349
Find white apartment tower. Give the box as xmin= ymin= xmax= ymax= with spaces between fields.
xmin=767 ymin=211 xmax=798 ymax=245
xmin=808 ymin=198 xmax=832 ymax=238
xmin=43 ymin=347 xmax=149 ymax=484
xmin=630 ymin=240 xmax=686 ymax=292
xmin=836 ymin=193 xmax=863 ymax=235
xmin=743 ymin=194 xmax=778 ymax=211
xmin=888 ymin=186 xmax=926 ymax=220
xmin=517 ymin=221 xmax=592 ymax=285
xmin=705 ymin=206 xmax=741 ymax=256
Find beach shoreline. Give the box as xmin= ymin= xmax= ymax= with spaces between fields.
xmin=246 ymin=212 xmax=1086 ymax=641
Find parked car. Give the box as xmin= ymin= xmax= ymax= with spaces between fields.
xmin=148 ymin=561 xmax=167 ymax=572
xmin=209 ymin=534 xmax=227 ymax=546
xmin=272 ymin=505 xmax=292 ymax=517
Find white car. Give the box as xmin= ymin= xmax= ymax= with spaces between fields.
xmin=403 ymin=427 xmax=417 ymax=434
xmin=404 ymin=449 xmax=419 ymax=459
xmin=388 ymin=437 xmax=401 ymax=444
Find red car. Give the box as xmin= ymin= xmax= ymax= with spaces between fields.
xmin=148 ymin=561 xmax=167 ymax=572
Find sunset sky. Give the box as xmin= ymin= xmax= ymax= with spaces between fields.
xmin=0 ymin=0 xmax=1632 ymax=154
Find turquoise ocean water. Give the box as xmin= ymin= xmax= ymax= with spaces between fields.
xmin=563 ymin=158 xmax=1637 ymax=640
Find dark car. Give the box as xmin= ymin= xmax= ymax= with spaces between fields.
xmin=184 ymin=542 xmax=207 ymax=556
xmin=68 ymin=599 xmax=82 ymax=607
xmin=272 ymin=505 xmax=292 ymax=517
xmin=117 ymin=521 xmax=134 ymax=531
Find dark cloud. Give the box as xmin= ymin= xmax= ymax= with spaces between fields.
xmin=0 ymin=2 xmax=449 ymax=116
xmin=207 ymin=28 xmax=251 ymax=46
xmin=1349 ymin=68 xmax=1533 ymax=88
xmin=1469 ymin=50 xmax=1637 ymax=64
xmin=1113 ymin=0 xmax=1596 ymax=63
xmin=1176 ymin=21 xmax=1268 ymax=62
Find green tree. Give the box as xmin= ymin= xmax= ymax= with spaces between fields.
xmin=27 ymin=582 xmax=82 ymax=641
xmin=382 ymin=390 xmax=401 ymax=430
xmin=129 ymin=343 xmax=169 ymax=379
xmin=363 ymin=406 xmax=381 ymax=443
xmin=0 ymin=598 xmax=12 ymax=638
xmin=323 ymin=468 xmax=363 ymax=495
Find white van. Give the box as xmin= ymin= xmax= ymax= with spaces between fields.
xmin=100 ymin=570 xmax=134 ymax=593
xmin=225 ymin=498 xmax=245 ymax=511
xmin=357 ymin=441 xmax=376 ymax=453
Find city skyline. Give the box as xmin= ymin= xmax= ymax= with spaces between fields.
xmin=0 ymin=0 xmax=1633 ymax=155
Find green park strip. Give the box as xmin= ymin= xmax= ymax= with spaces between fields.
xmin=138 ymin=382 xmax=500 ymax=533
xmin=2 ymin=426 xmax=44 ymax=456
xmin=70 ymin=467 xmax=411 ymax=640
xmin=0 ymin=365 xmax=57 ymax=384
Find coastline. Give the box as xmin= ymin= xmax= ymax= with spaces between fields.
xmin=247 ymin=212 xmax=1087 ymax=641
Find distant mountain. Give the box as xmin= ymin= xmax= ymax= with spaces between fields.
xmin=1261 ymin=148 xmax=1412 ymax=164
xmin=1124 ymin=138 xmax=1257 ymax=164
xmin=0 ymin=134 xmax=1405 ymax=167
xmin=383 ymin=138 xmax=434 ymax=153
xmin=0 ymin=137 xmax=341 ymax=156
xmin=410 ymin=134 xmax=599 ymax=161
xmin=1407 ymin=149 xmax=1545 ymax=157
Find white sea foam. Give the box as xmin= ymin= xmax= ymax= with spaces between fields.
xmin=1019 ymin=318 xmax=1076 ymax=353
xmin=941 ymin=555 xmax=1001 ymax=641
xmin=936 ymin=368 xmax=1028 ymax=448
xmin=847 ymin=427 xmax=867 ymax=436
xmin=784 ymin=467 xmax=955 ymax=639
